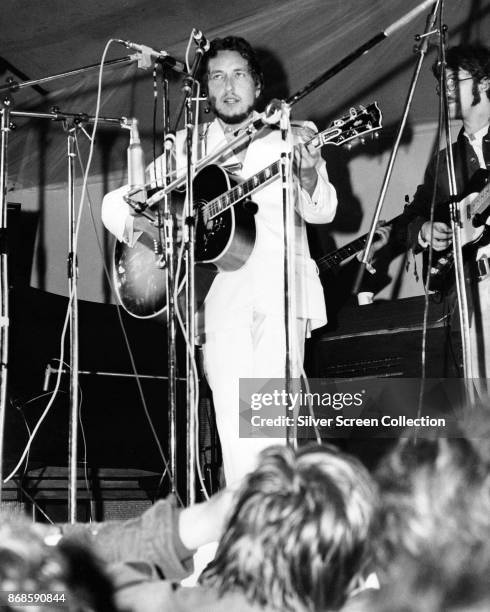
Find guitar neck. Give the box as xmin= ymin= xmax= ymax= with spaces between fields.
xmin=206 ymin=129 xmax=352 ymax=219
xmin=206 ymin=102 xmax=381 ymax=219
xmin=470 ymin=180 xmax=490 ymax=217
xmin=316 ymin=213 xmax=402 ymax=273
xmin=207 ymin=160 xmax=281 ymax=219
xmin=317 ymin=235 xmax=369 ymax=273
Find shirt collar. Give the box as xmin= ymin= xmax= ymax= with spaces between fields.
xmin=464 ymin=123 xmax=490 ymax=144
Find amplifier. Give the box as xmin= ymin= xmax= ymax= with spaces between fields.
xmin=309 ymin=295 xmax=462 ymax=379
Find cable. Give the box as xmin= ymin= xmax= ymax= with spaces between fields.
xmin=4 ymin=295 xmax=72 ymax=483
xmin=3 ymin=40 xmax=118 ymax=486
xmin=184 ymin=32 xmax=195 ymax=75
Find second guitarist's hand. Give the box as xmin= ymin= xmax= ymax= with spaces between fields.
xmin=355 ymin=222 xmax=391 ymax=263
xmin=420 ymin=221 xmax=452 ymax=251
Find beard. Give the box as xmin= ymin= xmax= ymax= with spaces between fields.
xmin=207 ymin=96 xmax=256 ymax=125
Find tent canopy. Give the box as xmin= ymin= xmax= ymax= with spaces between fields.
xmin=2 ymin=0 xmax=488 ymax=187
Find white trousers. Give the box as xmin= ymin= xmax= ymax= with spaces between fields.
xmin=202 ymin=313 xmax=306 ymax=485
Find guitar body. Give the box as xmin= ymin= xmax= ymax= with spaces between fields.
xmin=194 ymin=165 xmax=257 ymax=270
xmin=114 ymin=164 xmax=257 ymax=318
xmin=429 ymin=169 xmax=490 ymax=292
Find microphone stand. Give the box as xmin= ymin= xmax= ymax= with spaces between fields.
xmin=437 ymin=25 xmax=475 ymax=393
xmin=159 ymin=68 xmax=179 ymax=496
xmin=0 ymin=96 xmax=12 ymax=504
xmin=0 ymin=57 xmax=136 ymax=95
xmin=275 ymin=102 xmax=297 ymax=447
xmin=0 ymin=46 xmax=186 ymax=512
xmin=180 ymin=47 xmax=206 ymax=506
xmin=353 ymin=0 xmax=440 ymax=292
xmin=2 ymin=104 xmax=125 ymax=518
xmin=66 ymin=124 xmax=79 ymax=523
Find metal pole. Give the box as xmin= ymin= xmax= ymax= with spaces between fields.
xmin=0 ymin=98 xmax=11 ymax=503
xmin=67 ymin=129 xmax=79 ymax=523
xmin=353 ymin=0 xmax=441 ymax=294
xmin=161 ymin=74 xmax=179 ymax=495
xmin=184 ymin=91 xmax=196 ymax=506
xmin=438 ymin=26 xmax=474 ymax=390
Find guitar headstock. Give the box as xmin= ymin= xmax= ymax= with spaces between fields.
xmin=312 ymin=102 xmax=382 ymax=149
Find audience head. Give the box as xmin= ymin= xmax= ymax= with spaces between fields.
xmin=368 ymin=410 xmax=490 ymax=612
xmin=201 ymin=443 xmax=377 ymax=611
xmin=0 ymin=511 xmax=116 ymax=612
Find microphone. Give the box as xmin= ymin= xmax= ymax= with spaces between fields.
xmin=126 ymin=118 xmax=147 ymax=209
xmin=116 ymin=39 xmax=187 ymax=73
xmin=192 ymin=29 xmax=211 ymax=52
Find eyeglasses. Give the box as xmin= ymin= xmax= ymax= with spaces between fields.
xmin=446 ymin=76 xmax=474 ymax=91
xmin=436 ymin=76 xmax=474 ymax=94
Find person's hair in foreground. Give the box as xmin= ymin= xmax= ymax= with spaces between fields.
xmin=200 ymin=443 xmax=377 ymax=612
xmin=0 ymin=511 xmax=116 ymax=612
xmin=367 ymin=411 xmax=490 ymax=612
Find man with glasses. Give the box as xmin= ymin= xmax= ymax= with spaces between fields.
xmin=406 ymin=44 xmax=490 ymax=379
xmin=102 ymin=37 xmax=337 ymax=484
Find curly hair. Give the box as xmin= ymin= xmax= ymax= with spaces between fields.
xmin=200 ymin=444 xmax=377 ymax=612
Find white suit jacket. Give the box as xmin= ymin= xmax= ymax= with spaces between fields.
xmin=102 ymin=116 xmax=337 ymax=333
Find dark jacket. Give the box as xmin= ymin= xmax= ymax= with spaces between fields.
xmin=407 ymin=125 xmax=490 ymax=250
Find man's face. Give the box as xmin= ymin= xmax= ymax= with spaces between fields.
xmin=207 ymin=50 xmax=260 ymax=125
xmin=445 ymin=68 xmax=476 ymax=120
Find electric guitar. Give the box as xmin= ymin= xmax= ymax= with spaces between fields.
xmin=314 ymin=214 xmax=404 ymax=276
xmin=114 ymin=103 xmax=382 ymax=318
xmin=427 ymin=169 xmax=490 ymax=292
